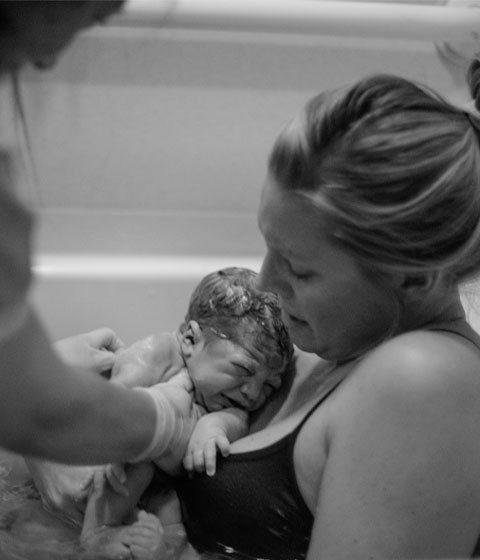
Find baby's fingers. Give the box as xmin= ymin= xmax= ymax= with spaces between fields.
xmin=215 ymin=435 xmax=231 ymax=458
xmin=205 ymin=436 xmax=230 ymax=476
xmin=204 ymin=439 xmax=219 ymax=477
xmin=192 ymin=447 xmax=207 ymax=473
xmin=183 ymin=450 xmax=194 ymax=473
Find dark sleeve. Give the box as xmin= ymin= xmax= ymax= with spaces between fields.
xmin=0 ymin=151 xmax=34 ymax=311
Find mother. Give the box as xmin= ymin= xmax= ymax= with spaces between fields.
xmin=174 ymin=67 xmax=480 ymax=558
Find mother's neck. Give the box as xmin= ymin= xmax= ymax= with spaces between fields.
xmin=397 ymin=284 xmax=465 ymax=335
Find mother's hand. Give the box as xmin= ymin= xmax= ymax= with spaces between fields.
xmin=53 ymin=327 xmax=125 ymax=376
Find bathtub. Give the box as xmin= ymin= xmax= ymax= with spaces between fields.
xmin=2 ymin=0 xmax=477 ymax=343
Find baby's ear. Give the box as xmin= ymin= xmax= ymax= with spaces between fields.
xmin=179 ymin=320 xmax=204 ymax=357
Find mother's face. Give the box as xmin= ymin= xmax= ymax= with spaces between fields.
xmin=257 ymin=176 xmax=396 ymax=361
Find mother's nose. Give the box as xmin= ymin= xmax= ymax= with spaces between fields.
xmin=257 ymin=252 xmax=291 ymax=299
xmin=257 ymin=251 xmax=277 ymax=292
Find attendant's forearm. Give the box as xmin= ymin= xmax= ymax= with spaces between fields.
xmin=0 ymin=311 xmax=156 ymax=464
xmin=25 ymin=373 xmax=157 ymax=464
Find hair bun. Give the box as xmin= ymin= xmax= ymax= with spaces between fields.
xmin=467 ymin=55 xmax=480 ymax=111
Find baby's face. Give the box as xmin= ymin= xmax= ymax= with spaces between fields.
xmin=187 ymin=337 xmax=282 ymax=413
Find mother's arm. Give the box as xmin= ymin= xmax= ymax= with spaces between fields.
xmin=307 ymin=332 xmax=480 ymax=560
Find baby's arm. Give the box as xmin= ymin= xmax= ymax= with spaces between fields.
xmin=183 ymin=407 xmax=249 ymax=476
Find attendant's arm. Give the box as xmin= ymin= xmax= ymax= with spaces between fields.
xmin=106 ymin=370 xmax=204 ymax=487
xmin=183 ymin=407 xmax=249 ymax=476
xmin=306 ymin=334 xmax=480 ymax=559
xmin=135 ymin=370 xmax=205 ymax=470
xmin=0 ymin=308 xmax=164 ymax=465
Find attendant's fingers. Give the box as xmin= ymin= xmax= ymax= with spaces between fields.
xmin=95 ymin=349 xmax=118 ymax=373
xmin=93 ymin=469 xmax=107 ymax=493
xmin=105 ymin=464 xmax=129 ymax=496
xmin=107 ymin=462 xmax=127 ymax=483
xmin=87 ymin=327 xmax=125 ymax=353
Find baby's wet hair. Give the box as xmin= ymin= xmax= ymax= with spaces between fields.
xmin=181 ymin=267 xmax=293 ymax=374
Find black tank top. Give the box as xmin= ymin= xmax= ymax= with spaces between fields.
xmin=175 ymin=318 xmax=480 ymax=560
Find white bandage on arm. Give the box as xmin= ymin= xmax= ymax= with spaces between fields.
xmin=131 ymin=386 xmax=190 ymax=463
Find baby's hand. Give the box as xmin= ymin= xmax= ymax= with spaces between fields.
xmin=183 ymin=418 xmax=230 ymax=477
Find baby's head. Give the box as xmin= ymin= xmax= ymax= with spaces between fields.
xmin=178 ymin=267 xmax=293 ymax=412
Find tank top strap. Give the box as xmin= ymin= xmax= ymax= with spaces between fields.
xmin=288 ymin=317 xmax=480 ymax=440
xmin=428 ymin=316 xmax=480 ymax=352
xmin=290 ymin=371 xmax=346 ymax=438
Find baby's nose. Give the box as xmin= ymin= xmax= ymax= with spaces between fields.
xmin=240 ymin=379 xmax=261 ymax=406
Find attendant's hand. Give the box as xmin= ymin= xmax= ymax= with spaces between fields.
xmin=53 ymin=327 xmax=125 ymax=375
xmin=183 ymin=415 xmax=230 ymax=476
xmin=147 ymin=370 xmax=196 ymax=418
xmin=133 ymin=370 xmax=204 ymax=463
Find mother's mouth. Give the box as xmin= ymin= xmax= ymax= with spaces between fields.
xmin=285 ymin=312 xmax=307 ymax=325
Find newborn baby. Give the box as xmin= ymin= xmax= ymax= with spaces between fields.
xmin=25 ymin=267 xmax=293 ymax=559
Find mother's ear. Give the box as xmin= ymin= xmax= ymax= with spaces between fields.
xmin=179 ymin=320 xmax=205 ymax=359
xmin=398 ymin=271 xmax=439 ymax=294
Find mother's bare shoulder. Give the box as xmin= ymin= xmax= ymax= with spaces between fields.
xmin=334 ymin=327 xmax=480 ymax=430
xmin=360 ymin=328 xmax=480 ymax=387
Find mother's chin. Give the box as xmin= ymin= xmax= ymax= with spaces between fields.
xmin=281 ymin=312 xmax=314 ymax=344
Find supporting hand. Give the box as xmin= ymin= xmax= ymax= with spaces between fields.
xmin=53 ymin=327 xmax=125 ymax=376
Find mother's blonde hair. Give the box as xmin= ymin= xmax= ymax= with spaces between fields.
xmin=269 ymin=72 xmax=480 ymax=288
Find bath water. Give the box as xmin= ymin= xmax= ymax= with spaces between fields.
xmin=0 ymin=450 xmax=83 ymax=559
xmin=0 ymin=451 xmax=204 ymax=560
xmin=0 ymin=450 xmax=261 ymax=560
